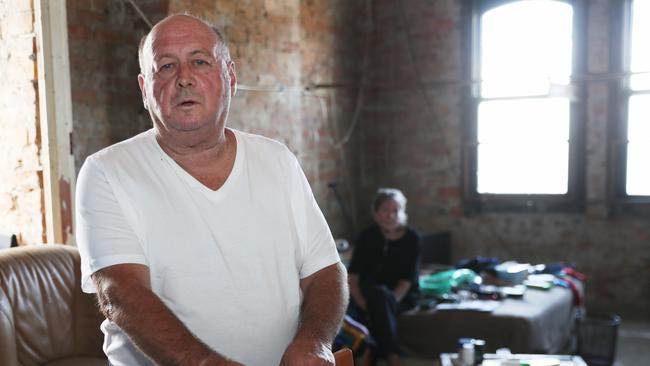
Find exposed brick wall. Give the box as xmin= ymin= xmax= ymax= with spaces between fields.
xmin=67 ymin=0 xmax=163 ymax=174
xmin=360 ymin=0 xmax=649 ymax=319
xmin=0 ymin=0 xmax=44 ymax=244
xmin=299 ymin=0 xmax=364 ymax=239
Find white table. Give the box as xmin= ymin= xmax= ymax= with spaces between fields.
xmin=440 ymin=353 xmax=588 ymax=366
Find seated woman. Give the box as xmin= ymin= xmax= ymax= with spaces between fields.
xmin=348 ymin=188 xmax=420 ymax=366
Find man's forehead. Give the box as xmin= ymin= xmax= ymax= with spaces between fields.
xmin=152 ymin=25 xmax=215 ymax=44
xmin=148 ymin=16 xmax=214 ymax=44
xmin=147 ymin=31 xmax=216 ymax=59
xmin=151 ymin=36 xmax=214 ymax=54
xmin=153 ymin=16 xmax=215 ymax=40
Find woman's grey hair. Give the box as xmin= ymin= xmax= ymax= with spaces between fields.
xmin=137 ymin=14 xmax=231 ymax=75
xmin=372 ymin=188 xmax=408 ymax=225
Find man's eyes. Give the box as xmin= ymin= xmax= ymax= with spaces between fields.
xmin=157 ymin=63 xmax=174 ymax=72
xmin=154 ymin=59 xmax=211 ymax=74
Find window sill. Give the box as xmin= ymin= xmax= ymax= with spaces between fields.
xmin=463 ymin=194 xmax=585 ymax=215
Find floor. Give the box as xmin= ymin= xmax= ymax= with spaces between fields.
xmin=614 ymin=320 xmax=650 ymax=366
xmin=374 ymin=319 xmax=650 ymax=366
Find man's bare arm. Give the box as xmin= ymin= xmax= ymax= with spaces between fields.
xmin=280 ymin=262 xmax=349 ymax=365
xmin=92 ymin=264 xmax=243 ymax=366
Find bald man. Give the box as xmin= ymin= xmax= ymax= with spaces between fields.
xmin=76 ymin=14 xmax=348 ymax=366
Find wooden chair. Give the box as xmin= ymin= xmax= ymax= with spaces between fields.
xmin=334 ymin=347 xmax=354 ymax=366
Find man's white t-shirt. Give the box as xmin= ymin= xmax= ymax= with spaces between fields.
xmin=75 ymin=128 xmax=340 ymax=366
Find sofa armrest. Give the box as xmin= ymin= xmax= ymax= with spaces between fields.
xmin=0 ymin=286 xmax=18 ymax=366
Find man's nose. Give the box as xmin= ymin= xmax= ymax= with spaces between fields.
xmin=177 ymin=64 xmax=194 ymax=88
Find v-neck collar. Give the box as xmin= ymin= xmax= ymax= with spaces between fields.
xmin=151 ymin=128 xmax=244 ymax=201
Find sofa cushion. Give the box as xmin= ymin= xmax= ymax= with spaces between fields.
xmin=0 ymin=245 xmax=105 ymax=365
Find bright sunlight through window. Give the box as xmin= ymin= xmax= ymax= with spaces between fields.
xmin=477 ymin=0 xmax=573 ymax=194
xmin=626 ymin=0 xmax=650 ymax=196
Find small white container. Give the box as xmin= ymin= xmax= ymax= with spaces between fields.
xmin=460 ymin=342 xmax=475 ymax=365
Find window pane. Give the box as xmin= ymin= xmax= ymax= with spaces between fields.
xmin=630 ymin=73 xmax=650 ymax=91
xmin=478 ymin=142 xmax=568 ymax=194
xmin=626 ymin=142 xmax=650 ymax=195
xmin=477 ymin=98 xmax=570 ymax=194
xmin=478 ymin=98 xmax=570 ymax=143
xmin=628 ymin=94 xmax=650 ymax=141
xmin=481 ymin=0 xmax=573 ymax=98
xmin=630 ymin=0 xmax=650 ymax=76
xmin=626 ymin=95 xmax=650 ymax=195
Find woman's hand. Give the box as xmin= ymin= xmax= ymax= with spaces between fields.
xmin=393 ymin=280 xmax=412 ymax=303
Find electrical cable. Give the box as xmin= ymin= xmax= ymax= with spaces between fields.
xmin=332 ymin=0 xmax=373 ymax=149
xmin=125 ymin=0 xmax=153 ymax=29
xmin=396 ymin=0 xmax=438 ymax=122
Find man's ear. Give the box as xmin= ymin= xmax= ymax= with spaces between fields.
xmin=137 ymin=73 xmax=148 ymax=110
xmin=228 ymin=61 xmax=237 ymax=97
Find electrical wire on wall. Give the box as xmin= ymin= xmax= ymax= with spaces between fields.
xmin=299 ymin=0 xmax=374 ymax=236
xmin=395 ymin=0 xmax=464 ymax=167
xmin=331 ymin=0 xmax=372 ymax=150
xmin=396 ymin=0 xmax=437 ymax=121
xmin=126 ymin=0 xmax=153 ymax=28
xmin=328 ymin=0 xmax=374 ymax=234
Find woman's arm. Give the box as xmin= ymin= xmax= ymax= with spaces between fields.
xmin=348 ymin=273 xmax=367 ymax=310
xmin=393 ymin=229 xmax=419 ymax=303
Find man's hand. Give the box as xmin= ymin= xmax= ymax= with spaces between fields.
xmin=281 ymin=262 xmax=347 ymax=366
xmin=279 ymin=339 xmax=334 ymax=366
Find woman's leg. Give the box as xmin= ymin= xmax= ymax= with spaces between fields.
xmin=363 ymin=285 xmax=402 ymax=359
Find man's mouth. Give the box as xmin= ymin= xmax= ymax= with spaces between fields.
xmin=177 ymin=99 xmax=198 ymax=107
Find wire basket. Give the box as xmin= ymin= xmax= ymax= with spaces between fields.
xmin=576 ymin=313 xmax=621 ymax=366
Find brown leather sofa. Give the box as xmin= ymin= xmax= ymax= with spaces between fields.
xmin=0 ymin=245 xmax=106 ymax=365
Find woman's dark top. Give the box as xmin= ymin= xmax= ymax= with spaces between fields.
xmin=348 ymin=224 xmax=420 ymax=305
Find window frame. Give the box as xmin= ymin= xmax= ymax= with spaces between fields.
xmin=462 ymin=0 xmax=587 ymax=214
xmin=609 ymin=0 xmax=650 ymax=212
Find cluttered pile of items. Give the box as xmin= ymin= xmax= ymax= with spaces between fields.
xmin=418 ymin=257 xmax=585 ymax=311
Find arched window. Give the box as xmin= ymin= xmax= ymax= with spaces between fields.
xmin=464 ymin=0 xmax=585 ymax=211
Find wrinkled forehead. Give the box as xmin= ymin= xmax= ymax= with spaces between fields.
xmin=140 ymin=16 xmax=220 ymax=70
xmin=152 ymin=18 xmax=216 ymax=53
